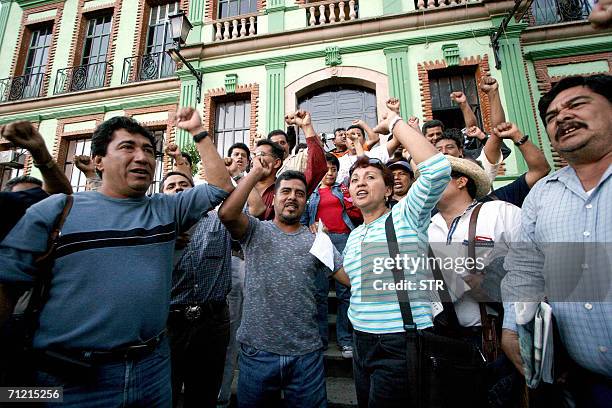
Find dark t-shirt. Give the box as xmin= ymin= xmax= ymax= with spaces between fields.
xmin=481 ymin=173 xmax=531 ymax=208
xmin=0 ymin=187 xmax=49 ymax=241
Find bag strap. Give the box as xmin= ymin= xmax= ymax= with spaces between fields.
xmin=385 ymin=213 xmax=416 ymax=330
xmin=385 ymin=213 xmax=463 ymax=333
xmin=34 ymin=194 xmax=74 ymax=266
xmin=467 ymin=202 xmax=488 ymax=321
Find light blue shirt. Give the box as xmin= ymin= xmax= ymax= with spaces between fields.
xmin=502 ymin=164 xmax=612 ymax=378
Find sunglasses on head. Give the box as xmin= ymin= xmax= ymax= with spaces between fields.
xmin=349 ymin=157 xmax=384 ymax=177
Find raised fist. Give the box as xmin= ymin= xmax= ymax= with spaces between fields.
xmin=386 ymin=98 xmax=400 ymax=114
xmin=450 ymin=91 xmax=467 ymax=105
xmin=492 ymin=122 xmax=522 ymax=143
xmin=176 ymin=107 xmax=203 ymax=134
xmin=285 ymin=110 xmax=312 ymax=128
xmin=479 ymin=73 xmax=498 ymax=94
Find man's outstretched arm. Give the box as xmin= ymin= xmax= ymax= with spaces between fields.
xmin=1 ymin=121 xmax=72 ymax=195
xmin=176 ymin=108 xmax=234 ymax=193
xmin=219 ymin=157 xmax=274 ymax=241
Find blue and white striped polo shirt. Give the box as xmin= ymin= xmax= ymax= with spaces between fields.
xmin=343 ymin=153 xmax=451 ymax=333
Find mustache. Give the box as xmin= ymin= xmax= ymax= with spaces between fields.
xmin=555 ymin=121 xmax=586 ymax=141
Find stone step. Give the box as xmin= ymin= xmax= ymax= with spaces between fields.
xmin=324 ymin=347 xmax=354 ymax=378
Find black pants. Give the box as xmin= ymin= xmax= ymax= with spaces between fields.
xmin=168 ymin=302 xmax=230 ymax=408
xmin=352 ymin=330 xmax=411 ymax=408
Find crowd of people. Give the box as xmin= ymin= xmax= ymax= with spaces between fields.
xmin=0 ymin=72 xmax=610 ymax=408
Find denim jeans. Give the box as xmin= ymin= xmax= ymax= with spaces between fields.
xmin=237 ymin=344 xmax=327 ymax=408
xmin=352 ymin=330 xmax=411 ymax=408
xmin=35 ymin=339 xmax=172 ymax=407
xmin=328 ymin=233 xmax=352 ymax=347
xmin=217 ymin=255 xmax=245 ymax=408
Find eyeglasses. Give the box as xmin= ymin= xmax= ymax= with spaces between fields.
xmin=251 ymin=151 xmax=275 ymax=159
xmin=348 ymin=157 xmax=385 ymax=177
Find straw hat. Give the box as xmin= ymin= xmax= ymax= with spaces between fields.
xmin=445 ymin=155 xmax=491 ymax=199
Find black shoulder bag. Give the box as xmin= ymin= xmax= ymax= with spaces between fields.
xmin=385 ymin=213 xmax=488 ymax=408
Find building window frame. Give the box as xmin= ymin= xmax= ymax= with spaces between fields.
xmin=8 ymin=2 xmax=65 ymax=100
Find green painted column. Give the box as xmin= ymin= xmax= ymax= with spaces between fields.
xmin=266 ymin=0 xmax=286 ymax=33
xmin=384 ymin=46 xmax=411 ymax=120
xmin=494 ymin=22 xmax=534 ymax=173
xmin=187 ymin=0 xmax=205 ymax=42
xmin=177 ymin=74 xmax=197 ymax=148
xmin=383 ymin=0 xmax=402 ymax=14
xmin=266 ymin=62 xmax=286 ymax=134
xmin=0 ymin=0 xmax=13 ymax=48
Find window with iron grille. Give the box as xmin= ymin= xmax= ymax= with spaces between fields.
xmin=20 ymin=24 xmax=52 ymax=100
xmin=80 ymin=14 xmax=112 ymax=90
xmin=144 ymin=2 xmax=179 ymax=80
xmin=214 ymin=99 xmax=251 ymax=158
xmin=218 ymin=0 xmax=258 ymax=18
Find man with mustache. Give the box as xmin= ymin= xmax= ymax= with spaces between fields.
xmin=218 ymin=155 xmax=350 ymax=407
xmin=501 ymin=74 xmax=612 ymax=407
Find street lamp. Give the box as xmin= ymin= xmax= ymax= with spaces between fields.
xmin=167 ymin=11 xmax=202 ymax=103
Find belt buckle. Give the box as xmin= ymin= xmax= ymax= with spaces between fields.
xmin=185 ymin=305 xmax=201 ymax=321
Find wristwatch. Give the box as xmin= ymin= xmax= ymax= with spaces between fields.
xmin=514 ymin=134 xmax=529 ymax=146
xmin=192 ymin=131 xmax=209 ymax=143
xmin=389 ymin=116 xmax=403 ymax=134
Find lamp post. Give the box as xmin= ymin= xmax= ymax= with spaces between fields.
xmin=167 ymin=11 xmax=202 ymax=103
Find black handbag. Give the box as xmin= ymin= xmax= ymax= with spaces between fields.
xmin=384 ymin=213 xmax=488 ymax=408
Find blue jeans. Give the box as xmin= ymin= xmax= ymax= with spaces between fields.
xmin=237 ymin=344 xmax=327 ymax=408
xmin=329 ymin=233 xmax=352 ymax=347
xmin=35 ymin=340 xmax=172 ymax=407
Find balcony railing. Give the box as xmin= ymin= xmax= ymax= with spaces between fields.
xmin=528 ymin=0 xmax=592 ymax=26
xmin=121 ymin=52 xmax=177 ymax=84
xmin=415 ymin=0 xmax=474 ymax=10
xmin=306 ymin=0 xmax=358 ymax=26
xmin=0 ymin=72 xmax=47 ymax=103
xmin=213 ymin=13 xmax=258 ymax=42
xmin=54 ymin=61 xmax=112 ymax=95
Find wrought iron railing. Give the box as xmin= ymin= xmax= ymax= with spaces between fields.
xmin=0 ymin=72 xmax=47 ymax=103
xmin=53 ymin=61 xmax=112 ymax=95
xmin=528 ymin=0 xmax=592 ymax=26
xmin=121 ymin=52 xmax=177 ymax=84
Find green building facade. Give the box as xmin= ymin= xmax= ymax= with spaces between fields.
xmin=0 ymin=0 xmax=610 ymax=191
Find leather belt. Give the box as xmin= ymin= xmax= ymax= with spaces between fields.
xmin=38 ymin=330 xmax=166 ymax=365
xmin=169 ymin=301 xmax=227 ymax=322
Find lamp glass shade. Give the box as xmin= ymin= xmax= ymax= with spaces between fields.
xmin=168 ymin=11 xmax=193 ymax=44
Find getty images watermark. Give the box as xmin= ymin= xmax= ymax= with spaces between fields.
xmin=363 ymin=248 xmax=487 ymax=297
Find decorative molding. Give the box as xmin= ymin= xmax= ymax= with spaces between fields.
xmin=325 ymin=46 xmax=342 ymax=67
xmin=442 ymin=43 xmax=460 ymax=67
xmin=384 ymin=46 xmax=410 ymax=120
xmin=225 ymin=73 xmax=238 ymax=94
xmin=285 ymin=66 xmax=389 ymax=122
xmin=194 ymin=27 xmax=498 ymax=74
xmin=524 ymin=41 xmax=612 ymax=61
xmin=265 ymin=62 xmax=285 ymax=133
xmin=10 ymin=1 xmax=65 ymax=97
